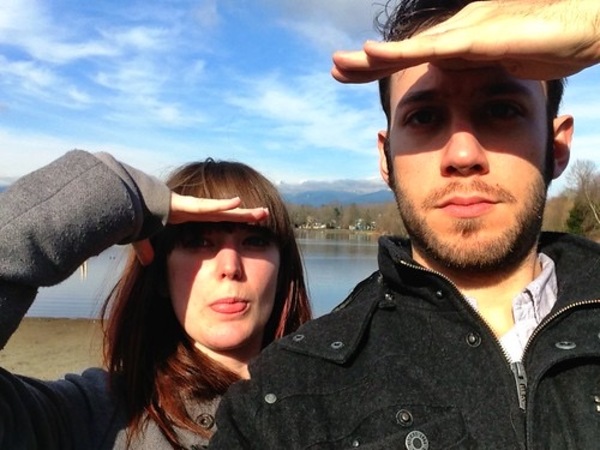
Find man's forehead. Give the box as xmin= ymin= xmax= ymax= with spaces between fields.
xmin=390 ymin=63 xmax=545 ymax=101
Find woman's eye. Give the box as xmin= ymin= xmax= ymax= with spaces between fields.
xmin=180 ymin=235 xmax=212 ymax=249
xmin=486 ymin=102 xmax=522 ymax=119
xmin=243 ymin=235 xmax=272 ymax=248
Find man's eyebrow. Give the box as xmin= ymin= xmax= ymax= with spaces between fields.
xmin=482 ymin=81 xmax=535 ymax=97
xmin=397 ymin=81 xmax=535 ymax=108
xmin=397 ymin=89 xmax=438 ymax=107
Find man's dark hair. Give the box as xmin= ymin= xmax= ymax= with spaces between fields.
xmin=376 ymin=0 xmax=565 ymax=127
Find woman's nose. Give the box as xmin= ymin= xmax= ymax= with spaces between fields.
xmin=216 ymin=247 xmax=243 ymax=279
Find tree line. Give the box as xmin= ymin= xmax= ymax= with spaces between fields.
xmin=545 ymin=159 xmax=600 ymax=239
xmin=287 ymin=201 xmax=406 ymax=235
xmin=288 ymin=159 xmax=600 ymax=240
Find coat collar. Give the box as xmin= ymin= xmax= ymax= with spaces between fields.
xmin=277 ymin=232 xmax=600 ymax=364
xmin=277 ymin=271 xmax=384 ymax=364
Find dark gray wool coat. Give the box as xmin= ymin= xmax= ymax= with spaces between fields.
xmin=210 ymin=233 xmax=600 ymax=449
xmin=0 ymin=151 xmax=217 ymax=449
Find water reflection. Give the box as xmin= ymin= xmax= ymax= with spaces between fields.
xmin=29 ymin=246 xmax=126 ymax=319
xmin=28 ymin=232 xmax=379 ymax=319
xmin=297 ymin=231 xmax=378 ymax=316
xmin=79 ymin=260 xmax=88 ymax=280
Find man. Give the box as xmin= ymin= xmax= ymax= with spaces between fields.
xmin=210 ymin=1 xmax=600 ymax=448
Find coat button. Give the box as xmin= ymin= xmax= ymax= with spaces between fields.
xmin=351 ymin=439 xmax=361 ymax=447
xmin=196 ymin=413 xmax=215 ymax=429
xmin=264 ymin=393 xmax=277 ymax=404
xmin=379 ymin=292 xmax=396 ymax=310
xmin=466 ymin=332 xmax=482 ymax=347
xmin=292 ymin=334 xmax=305 ymax=342
xmin=396 ymin=409 xmax=413 ymax=427
xmin=330 ymin=341 xmax=344 ymax=349
xmin=405 ymin=430 xmax=429 ymax=450
xmin=435 ymin=290 xmax=444 ymax=299
xmin=555 ymin=341 xmax=576 ymax=350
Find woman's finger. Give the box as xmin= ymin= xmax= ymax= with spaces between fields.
xmin=168 ymin=194 xmax=269 ymax=225
xmin=133 ymin=239 xmax=154 ymax=266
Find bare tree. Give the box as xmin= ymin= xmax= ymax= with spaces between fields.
xmin=543 ymin=195 xmax=572 ymax=232
xmin=565 ymin=159 xmax=600 ymax=235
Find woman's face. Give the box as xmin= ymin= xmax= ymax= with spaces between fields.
xmin=167 ymin=223 xmax=280 ymax=376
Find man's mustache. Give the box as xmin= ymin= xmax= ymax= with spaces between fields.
xmin=422 ymin=179 xmax=517 ymax=209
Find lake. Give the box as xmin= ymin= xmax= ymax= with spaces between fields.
xmin=27 ymin=231 xmax=380 ymax=319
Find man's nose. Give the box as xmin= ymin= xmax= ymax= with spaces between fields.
xmin=440 ymin=128 xmax=490 ymax=177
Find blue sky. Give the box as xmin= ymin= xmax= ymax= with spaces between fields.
xmin=2 ymin=0 xmax=600 ymax=197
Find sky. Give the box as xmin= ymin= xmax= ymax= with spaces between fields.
xmin=2 ymin=0 xmax=600 ymax=197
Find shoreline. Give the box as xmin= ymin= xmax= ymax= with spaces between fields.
xmin=0 ymin=317 xmax=104 ymax=380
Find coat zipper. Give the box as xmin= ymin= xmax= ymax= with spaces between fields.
xmin=510 ymin=361 xmax=528 ymax=410
xmin=521 ymin=299 xmax=600 ymax=357
xmin=398 ymin=260 xmax=514 ymax=361
xmin=397 ymin=261 xmax=600 ymax=412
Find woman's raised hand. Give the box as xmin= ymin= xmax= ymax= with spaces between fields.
xmin=167 ymin=194 xmax=268 ymax=225
xmin=332 ymin=0 xmax=600 ymax=83
xmin=134 ymin=194 xmax=269 ymax=265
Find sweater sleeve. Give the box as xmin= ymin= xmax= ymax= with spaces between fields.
xmin=0 ymin=150 xmax=170 ymax=448
xmin=0 ymin=149 xmax=170 ymax=349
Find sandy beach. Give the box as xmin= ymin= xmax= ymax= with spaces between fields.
xmin=0 ymin=318 xmax=104 ymax=380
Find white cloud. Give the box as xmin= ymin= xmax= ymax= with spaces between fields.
xmin=261 ymin=0 xmax=379 ymax=51
xmin=65 ymin=87 xmax=93 ymax=106
xmin=94 ymin=58 xmax=166 ymax=96
xmin=27 ymin=40 xmax=117 ymax=65
xmin=0 ymin=0 xmax=220 ymax=128
xmin=0 ymin=0 xmax=54 ymax=42
xmin=100 ymin=26 xmax=172 ymax=52
xmin=0 ymin=57 xmax=58 ymax=89
xmin=0 ymin=127 xmax=179 ymax=180
xmin=192 ymin=0 xmax=221 ymax=30
xmin=0 ymin=56 xmax=94 ymax=109
xmin=278 ymin=178 xmax=387 ymax=194
xmin=226 ymin=71 xmax=381 ymax=155
xmin=0 ymin=0 xmax=117 ymax=64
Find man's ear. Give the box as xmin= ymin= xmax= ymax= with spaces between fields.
xmin=551 ymin=114 xmax=573 ymax=179
xmin=378 ymin=130 xmax=390 ymax=185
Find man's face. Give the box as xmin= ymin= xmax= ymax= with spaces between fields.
xmin=379 ymin=63 xmax=572 ymax=274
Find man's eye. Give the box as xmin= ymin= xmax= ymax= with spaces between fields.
xmin=486 ymin=102 xmax=522 ymax=119
xmin=405 ymin=109 xmax=438 ymax=126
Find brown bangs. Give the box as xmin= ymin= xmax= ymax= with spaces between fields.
xmin=165 ymin=158 xmax=292 ymax=248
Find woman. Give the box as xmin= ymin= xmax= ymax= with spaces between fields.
xmin=0 ymin=150 xmax=311 ymax=449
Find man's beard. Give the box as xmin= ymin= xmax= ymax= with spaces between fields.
xmin=393 ymin=176 xmax=547 ymax=274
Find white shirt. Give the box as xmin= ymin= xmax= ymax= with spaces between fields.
xmin=465 ymin=253 xmax=558 ymax=363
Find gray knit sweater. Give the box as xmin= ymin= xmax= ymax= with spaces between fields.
xmin=0 ymin=150 xmax=215 ymax=449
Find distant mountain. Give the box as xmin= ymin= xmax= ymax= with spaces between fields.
xmin=277 ymin=179 xmax=394 ymax=206
xmin=0 ymin=179 xmax=394 ymax=205
xmin=283 ymin=189 xmax=393 ymax=206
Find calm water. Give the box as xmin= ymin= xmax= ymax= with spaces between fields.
xmin=27 ymin=232 xmax=379 ymax=319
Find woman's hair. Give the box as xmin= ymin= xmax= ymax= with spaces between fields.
xmin=101 ymin=159 xmax=312 ymax=447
